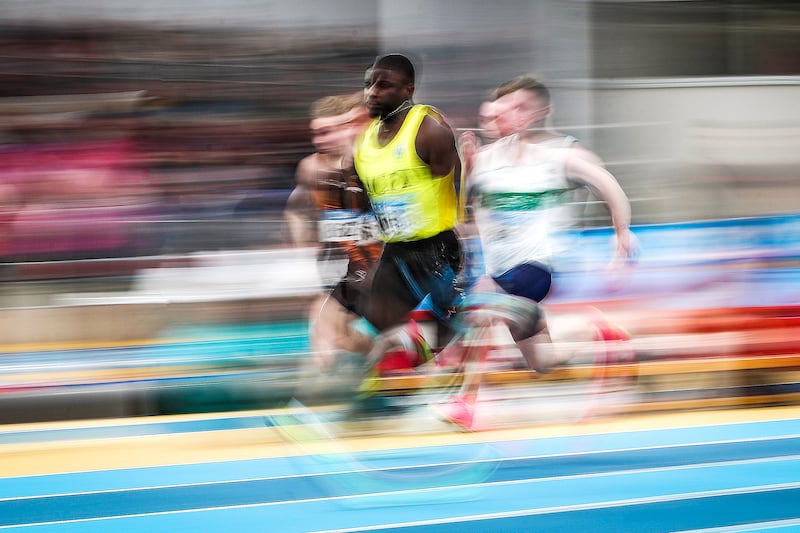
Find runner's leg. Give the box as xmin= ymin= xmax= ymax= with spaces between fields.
xmin=313 ymin=294 xmax=373 ymax=369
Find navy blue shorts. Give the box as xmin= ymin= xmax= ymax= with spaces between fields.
xmin=492 ymin=262 xmax=552 ymax=303
xmin=488 ymin=262 xmax=551 ymax=340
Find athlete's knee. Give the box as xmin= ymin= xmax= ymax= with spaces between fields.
xmin=518 ymin=336 xmax=555 ymax=374
xmin=490 ymin=294 xmax=543 ymax=341
xmin=509 ymin=313 xmax=546 ymax=342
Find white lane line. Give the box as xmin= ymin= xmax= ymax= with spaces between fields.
xmin=676 ymin=518 xmax=800 ymax=532
xmin=4 ymin=480 xmax=796 ymax=531
xmin=311 ymin=483 xmax=800 ymax=533
xmin=2 ymin=434 xmax=798 ymax=501
xmin=1 ymin=455 xmax=799 ymax=529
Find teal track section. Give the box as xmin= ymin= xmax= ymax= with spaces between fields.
xmin=0 ymin=321 xmax=313 ymax=416
xmin=159 ymin=320 xmax=311 ymax=354
xmin=151 ymin=321 xmax=313 ymax=413
xmin=3 ymin=321 xmax=312 ymax=371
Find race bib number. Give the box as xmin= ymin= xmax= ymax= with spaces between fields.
xmin=372 ymin=194 xmax=421 ymax=241
xmin=360 ymin=212 xmax=381 ymax=242
xmin=318 ymin=210 xmax=362 ymax=242
xmin=319 ymin=210 xmax=381 ymax=243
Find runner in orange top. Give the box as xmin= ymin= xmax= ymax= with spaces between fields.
xmin=285 ymin=93 xmax=382 ymax=368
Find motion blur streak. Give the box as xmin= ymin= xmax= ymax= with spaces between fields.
xmin=0 ymin=0 xmax=797 ymax=426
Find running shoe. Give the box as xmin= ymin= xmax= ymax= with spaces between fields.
xmin=405 ymin=319 xmax=434 ymax=367
xmin=592 ymin=314 xmax=635 ymax=366
xmin=430 ymin=395 xmax=474 ymax=431
xmin=357 ymin=367 xmax=382 ymax=398
xmin=374 ymin=319 xmax=433 ymax=375
xmin=356 ymin=321 xmax=432 ymax=408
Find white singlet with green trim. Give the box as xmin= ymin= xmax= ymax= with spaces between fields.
xmin=470 ymin=134 xmax=578 ymax=277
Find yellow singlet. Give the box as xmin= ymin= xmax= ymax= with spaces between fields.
xmin=353 ymin=104 xmax=457 ymax=243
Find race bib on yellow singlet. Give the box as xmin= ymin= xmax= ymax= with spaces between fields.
xmin=359 ymin=212 xmax=381 ymax=243
xmin=371 ymin=192 xmax=424 ymax=241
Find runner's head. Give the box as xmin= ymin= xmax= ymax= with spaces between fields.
xmin=341 ymin=91 xmax=370 ymax=145
xmin=364 ymin=53 xmax=415 ymax=120
xmin=309 ymin=94 xmax=363 ymax=155
xmin=493 ymin=75 xmax=551 ymax=137
xmin=478 ymin=100 xmax=501 ymax=142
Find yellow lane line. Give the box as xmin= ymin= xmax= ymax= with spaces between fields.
xmin=377 ymin=354 xmax=800 ymax=391
xmin=1 ymin=405 xmax=800 ymax=478
xmin=0 ymin=338 xmax=195 ymax=354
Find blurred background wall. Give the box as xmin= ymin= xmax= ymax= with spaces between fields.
xmin=375 ymin=0 xmax=800 ymax=224
xmin=0 ymin=0 xmax=797 ymax=271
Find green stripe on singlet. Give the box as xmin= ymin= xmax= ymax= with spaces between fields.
xmin=478 ymin=189 xmax=572 ymax=211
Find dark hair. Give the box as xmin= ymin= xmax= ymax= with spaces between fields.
xmin=494 ymin=75 xmax=550 ymax=104
xmin=373 ymin=53 xmax=415 ymax=84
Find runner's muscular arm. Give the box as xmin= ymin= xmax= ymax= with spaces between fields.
xmin=565 ymin=148 xmax=635 ymax=259
xmin=416 ymin=115 xmax=461 ymax=181
xmin=284 ymin=155 xmax=318 ymax=246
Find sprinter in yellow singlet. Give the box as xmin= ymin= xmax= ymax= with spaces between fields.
xmin=350 ymin=53 xmax=463 ymax=358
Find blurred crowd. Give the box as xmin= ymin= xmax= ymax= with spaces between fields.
xmin=0 ymin=4 xmax=798 ymax=283
xmin=0 ymin=22 xmax=377 ymax=268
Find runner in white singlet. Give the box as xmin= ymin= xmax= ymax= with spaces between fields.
xmin=432 ymin=75 xmax=637 ymax=430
